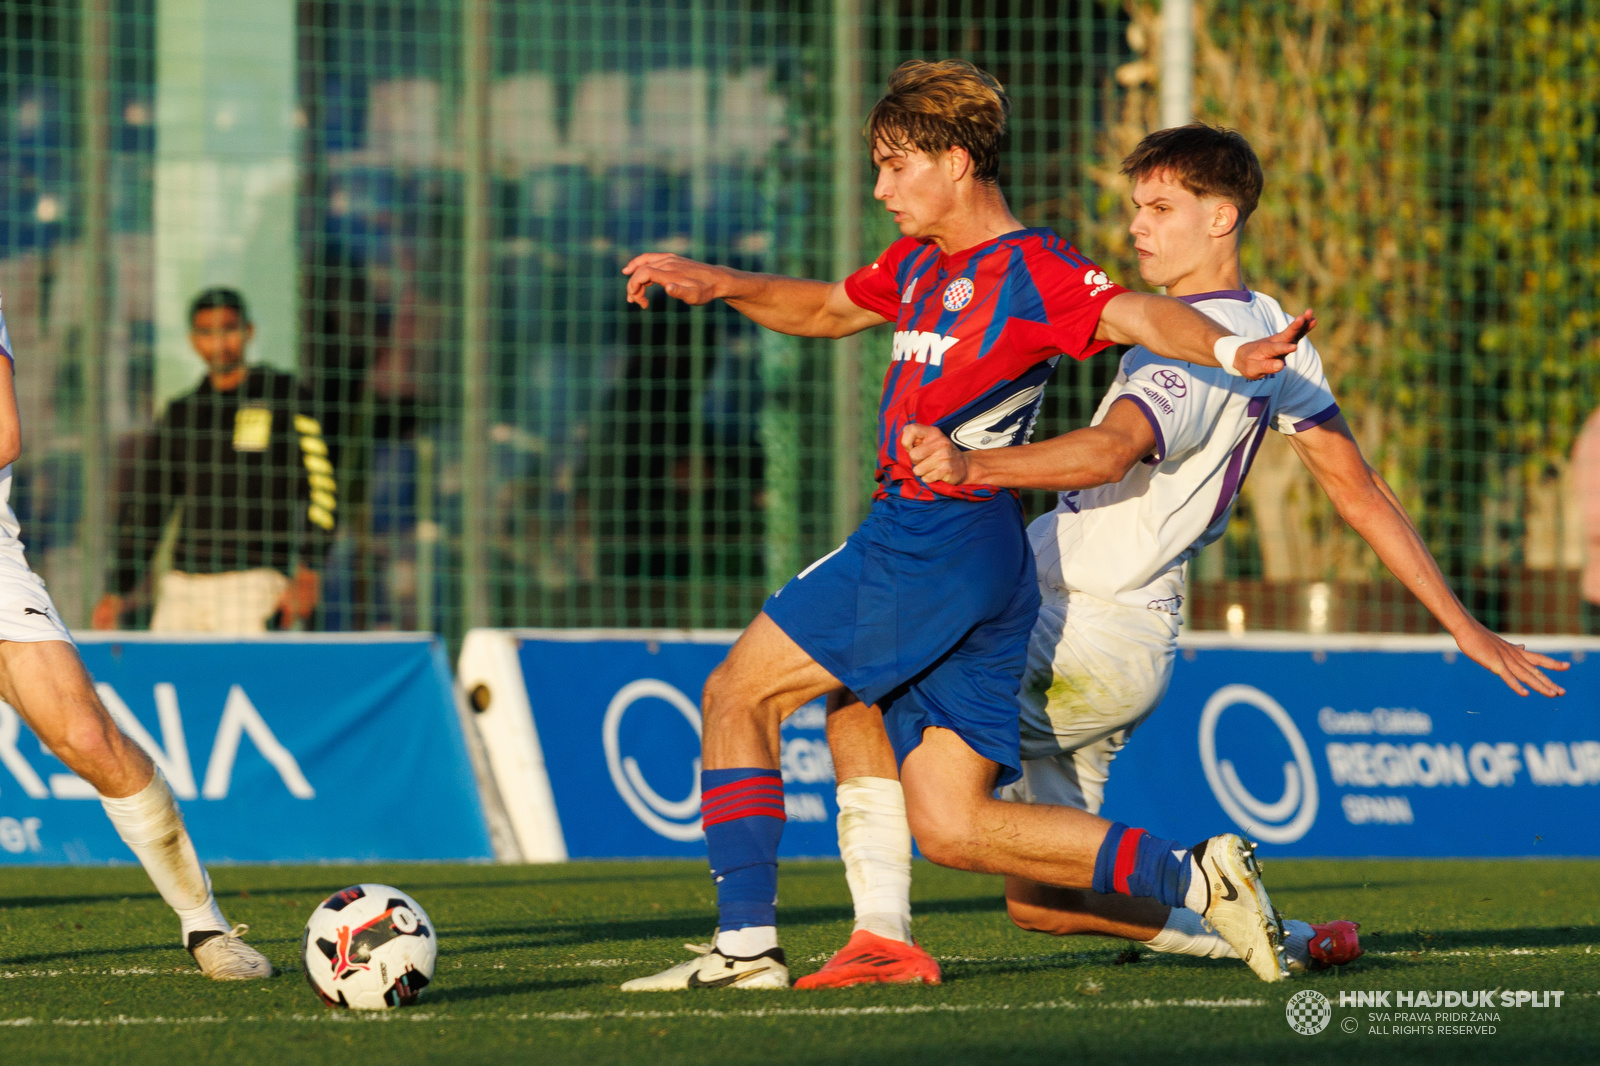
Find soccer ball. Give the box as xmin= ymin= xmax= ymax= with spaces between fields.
xmin=302 ymin=884 xmax=437 ymax=1010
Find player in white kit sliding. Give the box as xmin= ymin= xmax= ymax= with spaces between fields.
xmin=797 ymin=125 xmax=1568 ymax=989
xmin=0 ymin=299 xmax=270 ymax=979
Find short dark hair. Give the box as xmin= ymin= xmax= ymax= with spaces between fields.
xmin=865 ymin=60 xmax=1010 ymax=184
xmin=1121 ymin=124 xmax=1264 ymax=225
xmin=188 ymin=287 xmax=250 ymax=326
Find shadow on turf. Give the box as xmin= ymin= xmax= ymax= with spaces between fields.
xmin=427 ymin=976 xmax=597 ymax=1003
xmin=0 ymin=870 xmax=715 ymax=911
xmin=0 ymin=891 xmax=167 ymax=909
xmin=440 ymin=896 xmax=1009 ymax=956
xmin=0 ymin=940 xmax=185 ymax=966
xmin=1367 ymin=926 xmax=1600 ymax=952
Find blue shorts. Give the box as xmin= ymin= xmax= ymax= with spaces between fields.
xmin=763 ymin=493 xmax=1038 ymax=787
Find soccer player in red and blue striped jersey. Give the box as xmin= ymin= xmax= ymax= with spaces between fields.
xmin=848 ymin=228 xmax=1128 ymax=504
xmin=618 ymin=60 xmax=1312 ymax=992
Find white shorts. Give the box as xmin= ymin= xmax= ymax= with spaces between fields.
xmin=0 ymin=559 xmax=74 ymax=645
xmin=997 ymin=589 xmax=1177 ymax=815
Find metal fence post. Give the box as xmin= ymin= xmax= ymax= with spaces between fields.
xmin=460 ymin=0 xmax=492 ymax=633
xmin=687 ymin=0 xmax=707 ymax=625
xmin=1160 ymin=0 xmax=1194 ymax=129
xmin=830 ymin=0 xmax=863 ymax=545
xmin=79 ymin=0 xmax=111 ymax=624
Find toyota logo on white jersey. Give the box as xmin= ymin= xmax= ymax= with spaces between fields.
xmin=602 ymin=679 xmax=704 ymax=841
xmin=1198 ymin=684 xmax=1319 ymax=843
xmin=1151 ymin=368 xmax=1188 ymax=396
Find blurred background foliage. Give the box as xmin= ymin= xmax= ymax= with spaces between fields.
xmin=1078 ymin=0 xmax=1599 ymax=632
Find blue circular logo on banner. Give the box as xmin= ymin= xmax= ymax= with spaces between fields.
xmin=1199 ymin=684 xmax=1320 ymax=843
xmin=602 ymin=679 xmax=704 ymax=841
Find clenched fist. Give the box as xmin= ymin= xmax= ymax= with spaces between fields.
xmin=901 ymin=423 xmax=970 ymax=485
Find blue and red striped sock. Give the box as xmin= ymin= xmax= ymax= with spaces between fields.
xmin=1091 ymin=822 xmax=1192 ymax=909
xmin=702 ymin=768 xmax=786 ymax=931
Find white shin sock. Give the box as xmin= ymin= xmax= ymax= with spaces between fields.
xmin=715 ymin=926 xmax=779 ymax=957
xmin=1182 ymin=854 xmax=1211 ymax=913
xmin=1145 ymin=906 xmax=1239 ymax=959
xmin=836 ymin=776 xmax=913 ymax=943
xmin=1281 ymin=918 xmax=1315 ymax=965
xmin=99 ymin=771 xmax=228 ymax=941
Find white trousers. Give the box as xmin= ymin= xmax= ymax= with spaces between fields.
xmin=998 ymin=589 xmax=1178 ymax=815
xmin=149 ymin=569 xmax=289 ymax=634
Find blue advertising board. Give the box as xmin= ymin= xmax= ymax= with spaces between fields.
xmin=0 ymin=634 xmax=493 ymax=864
xmin=1105 ymin=637 xmax=1600 ymax=856
xmin=516 ymin=634 xmax=838 ymax=859
xmin=487 ymin=631 xmax=1600 ymax=861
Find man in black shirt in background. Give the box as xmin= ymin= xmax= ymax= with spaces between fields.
xmin=93 ymin=288 xmax=337 ymax=632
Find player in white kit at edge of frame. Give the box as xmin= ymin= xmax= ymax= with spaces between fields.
xmin=0 ymin=296 xmax=271 ymax=980
xmin=800 ymin=124 xmax=1569 ymax=989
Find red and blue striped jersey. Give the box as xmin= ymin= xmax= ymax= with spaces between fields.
xmin=844 ymin=228 xmax=1127 ymax=502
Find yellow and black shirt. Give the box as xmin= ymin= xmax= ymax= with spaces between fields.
xmin=110 ymin=366 xmax=337 ymax=595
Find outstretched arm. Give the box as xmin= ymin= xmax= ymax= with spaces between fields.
xmin=1096 ymin=292 xmax=1314 ymax=381
xmin=0 ymin=359 xmax=19 ymax=469
xmin=901 ymin=398 xmax=1156 ymax=492
xmin=622 ymin=253 xmax=889 ymax=338
xmin=1289 ymin=414 xmax=1568 ymax=697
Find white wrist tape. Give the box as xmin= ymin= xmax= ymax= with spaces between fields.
xmin=1213 ymin=334 xmax=1248 ymax=376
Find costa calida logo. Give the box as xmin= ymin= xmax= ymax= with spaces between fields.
xmin=1199 ymin=684 xmax=1320 ymax=844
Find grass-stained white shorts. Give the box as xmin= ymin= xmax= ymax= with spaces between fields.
xmin=997 ymin=588 xmax=1177 ymax=815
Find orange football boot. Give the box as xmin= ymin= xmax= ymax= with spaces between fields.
xmin=1302 ymin=920 xmax=1363 ymax=970
xmin=793 ymin=929 xmax=942 ymax=989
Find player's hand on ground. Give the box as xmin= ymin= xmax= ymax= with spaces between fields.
xmin=1234 ymin=308 xmax=1316 ymax=379
xmin=1454 ymin=622 xmax=1569 ymax=697
xmin=622 ymin=253 xmax=726 ymax=308
xmin=901 ymin=423 xmax=970 ymax=485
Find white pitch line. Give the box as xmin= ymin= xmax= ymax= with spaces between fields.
xmin=1 ymin=967 xmax=199 ymax=980
xmin=1363 ymin=948 xmax=1581 ymax=959
xmin=0 ymin=999 xmax=1265 ymax=1029
xmin=51 ymin=1016 xmax=231 ymax=1027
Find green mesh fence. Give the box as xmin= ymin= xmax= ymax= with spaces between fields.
xmin=0 ymin=0 xmax=1595 ymax=639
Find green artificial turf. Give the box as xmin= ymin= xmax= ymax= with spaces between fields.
xmin=0 ymin=859 xmax=1596 ymax=1065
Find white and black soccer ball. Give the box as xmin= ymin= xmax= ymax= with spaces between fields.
xmin=302 ymin=884 xmax=437 ymax=1010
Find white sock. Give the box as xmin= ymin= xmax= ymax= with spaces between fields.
xmin=1281 ymin=918 xmax=1315 ymax=967
xmin=715 ymin=925 xmax=778 ymax=957
xmin=100 ymin=770 xmax=228 ymax=941
xmin=836 ymin=776 xmax=913 ymax=943
xmin=1182 ymin=854 xmax=1211 ymax=913
xmin=1145 ymin=906 xmax=1239 ymax=959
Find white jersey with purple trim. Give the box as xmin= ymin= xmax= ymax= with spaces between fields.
xmin=1031 ymin=288 xmax=1338 ymax=613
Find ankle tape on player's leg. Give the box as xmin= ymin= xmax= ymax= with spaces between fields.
xmin=837 ymin=777 xmax=913 ymax=942
xmin=100 ymin=771 xmax=228 ymax=936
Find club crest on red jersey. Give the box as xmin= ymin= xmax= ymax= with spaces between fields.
xmin=942 ymin=277 xmax=974 ymax=311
